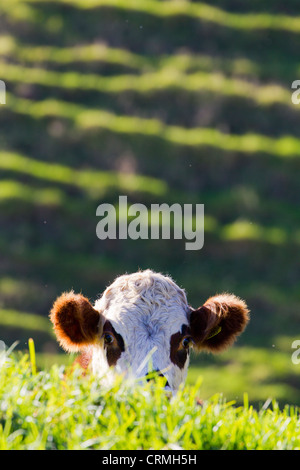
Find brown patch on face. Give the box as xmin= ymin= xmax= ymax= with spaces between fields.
xmin=74 ymin=350 xmax=92 ymax=371
xmin=170 ymin=324 xmax=191 ymax=369
xmin=102 ymin=320 xmax=125 ymax=367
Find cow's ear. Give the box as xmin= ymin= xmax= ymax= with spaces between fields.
xmin=50 ymin=291 xmax=103 ymax=352
xmin=190 ymin=294 xmax=249 ymax=353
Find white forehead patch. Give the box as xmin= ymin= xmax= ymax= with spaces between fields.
xmin=95 ymin=269 xmax=189 ymax=335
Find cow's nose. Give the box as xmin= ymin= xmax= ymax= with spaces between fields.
xmin=146 ymin=369 xmax=169 ymax=387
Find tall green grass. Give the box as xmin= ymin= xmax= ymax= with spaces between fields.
xmin=0 ymin=349 xmax=299 ymax=450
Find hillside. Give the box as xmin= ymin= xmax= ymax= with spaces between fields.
xmin=0 ymin=0 xmax=299 ymax=407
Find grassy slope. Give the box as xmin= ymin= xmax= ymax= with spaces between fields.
xmin=0 ymin=0 xmax=299 ymax=408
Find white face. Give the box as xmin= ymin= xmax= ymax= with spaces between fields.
xmin=92 ymin=270 xmax=192 ymax=392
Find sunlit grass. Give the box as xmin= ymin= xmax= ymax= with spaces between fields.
xmin=0 ymin=1 xmax=39 ymax=23
xmin=0 ymin=36 xmax=146 ymax=70
xmin=0 ymin=180 xmax=64 ymax=206
xmin=0 ymin=232 xmax=121 ymax=280
xmin=0 ymin=349 xmax=299 ymax=450
xmin=0 ymin=170 xmax=296 ymax=247
xmin=0 ymin=152 xmax=168 ymax=198
xmin=0 ymin=61 xmax=292 ymax=108
xmin=0 ymin=309 xmax=53 ymax=336
xmin=221 ymin=219 xmax=288 ymax=245
xmin=1 ymin=35 xmax=297 ymax=84
xmin=4 ymin=94 xmax=300 ymax=158
xmin=188 ymin=345 xmax=300 ymax=407
xmin=6 ymin=0 xmax=300 ymax=33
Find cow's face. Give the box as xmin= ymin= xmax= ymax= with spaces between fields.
xmin=92 ymin=271 xmax=192 ymax=391
xmin=50 ymin=270 xmax=249 ymax=392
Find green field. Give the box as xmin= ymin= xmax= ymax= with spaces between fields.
xmin=0 ymin=0 xmax=300 ymax=420
xmin=0 ymin=349 xmax=299 ymax=450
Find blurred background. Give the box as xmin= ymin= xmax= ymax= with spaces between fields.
xmin=0 ymin=0 xmax=299 ymax=407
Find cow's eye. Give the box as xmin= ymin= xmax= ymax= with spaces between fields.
xmin=182 ymin=336 xmax=193 ymax=349
xmin=103 ymin=333 xmax=114 ymax=345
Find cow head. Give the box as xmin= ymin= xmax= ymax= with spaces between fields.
xmin=50 ymin=270 xmax=249 ymax=392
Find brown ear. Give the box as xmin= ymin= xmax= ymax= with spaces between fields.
xmin=190 ymin=294 xmax=249 ymax=353
xmin=49 ymin=291 xmax=103 ymax=352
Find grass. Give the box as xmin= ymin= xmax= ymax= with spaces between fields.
xmin=0 ymin=58 xmax=293 ymax=108
xmin=0 ymin=180 xmax=66 ymax=206
xmin=4 ymin=95 xmax=300 ymax=159
xmin=188 ymin=344 xmax=300 ymax=408
xmin=0 ymin=36 xmax=147 ymax=69
xmin=0 ymin=309 xmax=53 ymax=336
xmin=0 ymin=151 xmax=168 ymax=198
xmin=7 ymin=0 xmax=300 ymax=33
xmin=1 ymin=35 xmax=299 ymax=84
xmin=0 ymin=178 xmax=297 ymax=247
xmin=0 ymin=347 xmax=299 ymax=450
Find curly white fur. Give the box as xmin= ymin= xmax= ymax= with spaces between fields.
xmin=92 ymin=270 xmax=191 ymax=391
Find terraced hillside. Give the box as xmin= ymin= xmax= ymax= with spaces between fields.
xmin=0 ymin=0 xmax=300 ymax=406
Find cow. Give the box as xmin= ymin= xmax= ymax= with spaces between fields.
xmin=50 ymin=269 xmax=249 ymax=392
